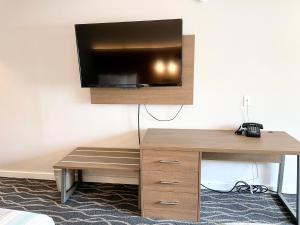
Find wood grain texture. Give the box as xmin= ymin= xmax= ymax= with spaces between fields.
xmin=143 ymin=170 xmax=198 ymax=193
xmin=141 ymin=149 xmax=200 ymax=221
xmin=142 ymin=190 xmax=198 ymax=221
xmin=90 ymin=35 xmax=194 ymax=104
xmin=142 ymin=150 xmax=199 ymax=172
xmin=141 ymin=129 xmax=300 ymax=155
xmin=202 ymin=153 xmax=281 ymax=163
xmin=53 ymin=147 xmax=140 ymax=171
xmin=143 ymin=209 xmax=198 ymax=222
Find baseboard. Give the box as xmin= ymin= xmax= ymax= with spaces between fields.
xmin=0 ymin=170 xmax=55 ymax=180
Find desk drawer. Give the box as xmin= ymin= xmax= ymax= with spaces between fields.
xmin=143 ymin=170 xmax=198 ymax=193
xmin=142 ymin=150 xmax=199 ymax=172
xmin=143 ymin=190 xmax=198 ymax=221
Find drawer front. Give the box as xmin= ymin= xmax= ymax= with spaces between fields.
xmin=142 ymin=150 xmax=199 ymax=172
xmin=143 ymin=170 xmax=198 ymax=193
xmin=143 ymin=209 xmax=198 ymax=222
xmin=143 ymin=190 xmax=198 ymax=221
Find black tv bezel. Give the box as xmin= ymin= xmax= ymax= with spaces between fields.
xmin=75 ymin=19 xmax=183 ymax=88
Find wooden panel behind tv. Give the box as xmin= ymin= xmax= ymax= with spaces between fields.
xmin=90 ymin=35 xmax=194 ymax=104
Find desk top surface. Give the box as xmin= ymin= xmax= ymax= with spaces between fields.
xmin=140 ymin=129 xmax=300 ymax=155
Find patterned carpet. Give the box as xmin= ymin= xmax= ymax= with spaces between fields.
xmin=0 ymin=177 xmax=296 ymax=225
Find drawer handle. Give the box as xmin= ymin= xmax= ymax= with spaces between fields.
xmin=159 ymin=181 xmax=180 ymax=185
xmin=159 ymin=160 xmax=181 ymax=164
xmin=159 ymin=200 xmax=179 ymax=205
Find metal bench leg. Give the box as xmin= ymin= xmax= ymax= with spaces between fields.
xmin=277 ymin=155 xmax=300 ymax=225
xmin=78 ymin=169 xmax=83 ymax=183
xmin=61 ymin=169 xmax=80 ymax=204
xmin=61 ymin=168 xmax=67 ymax=203
xmin=277 ymin=155 xmax=285 ymax=194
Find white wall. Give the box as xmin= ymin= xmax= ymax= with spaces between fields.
xmin=0 ymin=0 xmax=299 ymax=193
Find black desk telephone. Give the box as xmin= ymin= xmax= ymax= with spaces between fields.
xmin=235 ymin=123 xmax=264 ymax=138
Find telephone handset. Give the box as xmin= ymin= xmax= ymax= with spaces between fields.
xmin=235 ymin=122 xmax=263 ymax=138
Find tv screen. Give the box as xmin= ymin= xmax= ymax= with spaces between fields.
xmin=75 ymin=19 xmax=182 ymax=88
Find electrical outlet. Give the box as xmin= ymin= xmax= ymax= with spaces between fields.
xmin=243 ymin=96 xmax=251 ymax=106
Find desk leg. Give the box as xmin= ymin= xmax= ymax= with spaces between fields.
xmin=277 ymin=155 xmax=300 ymax=225
xmin=198 ymin=152 xmax=202 ymax=222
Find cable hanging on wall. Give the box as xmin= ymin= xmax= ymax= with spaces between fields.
xmin=137 ymin=104 xmax=184 ymax=145
xmin=143 ymin=105 xmax=183 ymax=122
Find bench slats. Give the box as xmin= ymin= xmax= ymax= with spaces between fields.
xmin=71 ymin=150 xmax=139 ymax=158
xmin=53 ymin=147 xmax=140 ymax=171
xmin=76 ymin=147 xmax=140 ymax=152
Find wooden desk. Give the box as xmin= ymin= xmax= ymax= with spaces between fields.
xmin=140 ymin=129 xmax=300 ymax=223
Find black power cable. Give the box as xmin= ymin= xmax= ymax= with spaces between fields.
xmin=201 ymin=181 xmax=271 ymax=194
xmin=137 ymin=104 xmax=184 ymax=145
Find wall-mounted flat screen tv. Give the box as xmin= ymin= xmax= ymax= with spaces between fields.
xmin=75 ymin=19 xmax=182 ymax=88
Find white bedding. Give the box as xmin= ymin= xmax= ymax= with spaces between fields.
xmin=0 ymin=208 xmax=55 ymax=225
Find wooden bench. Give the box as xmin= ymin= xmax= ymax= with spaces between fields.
xmin=53 ymin=147 xmax=140 ymax=203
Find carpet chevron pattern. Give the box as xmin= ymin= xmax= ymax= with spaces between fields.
xmin=0 ymin=177 xmax=295 ymax=225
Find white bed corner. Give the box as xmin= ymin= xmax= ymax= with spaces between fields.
xmin=0 ymin=208 xmax=55 ymax=225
